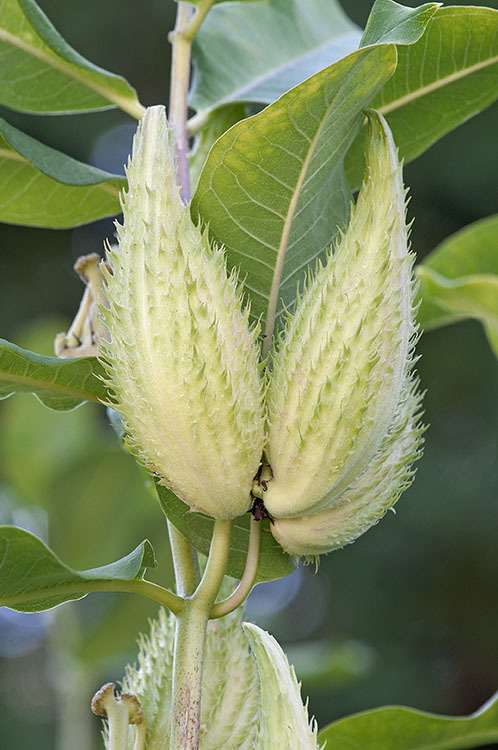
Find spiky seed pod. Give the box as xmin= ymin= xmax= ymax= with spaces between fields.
xmin=263 ymin=109 xmax=420 ymax=521
xmin=270 ymin=377 xmax=424 ymax=557
xmin=100 ymin=106 xmax=265 ymax=519
xmin=242 ymin=622 xmax=319 ymax=749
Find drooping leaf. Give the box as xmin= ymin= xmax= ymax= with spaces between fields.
xmin=347 ymin=6 xmax=498 ymax=187
xmin=0 ymin=0 xmax=144 ymax=117
xmin=0 ymin=526 xmax=156 ymax=612
xmin=360 ymin=0 xmax=440 ymax=48
xmin=189 ymin=0 xmax=362 ymax=116
xmin=416 ymin=214 xmax=498 ymax=357
xmin=192 ymin=46 xmax=396 ymax=333
xmin=318 ymin=691 xmax=498 ymax=749
xmin=156 ymin=485 xmax=295 ymax=583
xmin=0 ymin=338 xmax=108 ymax=410
xmin=0 ymin=116 xmax=125 ymax=227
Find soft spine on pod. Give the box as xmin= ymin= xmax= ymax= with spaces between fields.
xmin=99 ymin=106 xmax=265 ymax=519
xmin=263 ymin=110 xmax=423 ymax=554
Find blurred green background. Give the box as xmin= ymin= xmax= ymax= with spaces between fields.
xmin=0 ymin=1 xmax=497 ymax=747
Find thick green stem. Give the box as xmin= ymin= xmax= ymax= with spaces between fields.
xmin=167 ymin=520 xmax=199 ymax=597
xmin=169 ymin=519 xmax=233 ymax=750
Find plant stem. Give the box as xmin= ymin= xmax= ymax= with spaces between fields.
xmin=210 ymin=516 xmax=261 ymax=618
xmin=167 ymin=520 xmax=199 ymax=597
xmin=183 ymin=0 xmax=215 ymax=43
xmin=169 ymin=519 xmax=234 ymax=749
xmin=168 ymin=3 xmax=194 ymax=202
xmin=168 ymin=0 xmax=215 ymax=202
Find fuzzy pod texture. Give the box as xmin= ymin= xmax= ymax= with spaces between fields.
xmin=270 ymin=375 xmax=424 ymax=557
xmin=263 ymin=109 xmax=421 ymax=525
xmin=242 ymin=622 xmax=319 ymax=749
xmin=100 ymin=106 xmax=265 ymax=519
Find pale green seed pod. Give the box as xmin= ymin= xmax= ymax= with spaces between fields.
xmin=270 ymin=377 xmax=423 ymax=557
xmin=263 ymin=109 xmax=420 ymax=521
xmin=242 ymin=622 xmax=319 ymax=749
xmin=100 ymin=106 xmax=265 ymax=519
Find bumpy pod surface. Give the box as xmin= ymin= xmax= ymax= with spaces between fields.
xmin=263 ymin=110 xmax=420 ymax=522
xmin=270 ymin=376 xmax=423 ymax=556
xmin=100 ymin=106 xmax=265 ymax=519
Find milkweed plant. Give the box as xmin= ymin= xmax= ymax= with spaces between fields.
xmin=0 ymin=1 xmax=497 ymax=748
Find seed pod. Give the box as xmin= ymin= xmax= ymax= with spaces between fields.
xmin=242 ymin=622 xmax=319 ymax=749
xmin=270 ymin=378 xmax=424 ymax=557
xmin=263 ymin=109 xmax=419 ymax=520
xmin=100 ymin=106 xmax=265 ymax=519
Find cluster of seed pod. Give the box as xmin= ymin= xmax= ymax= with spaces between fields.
xmin=100 ymin=105 xmax=423 ymax=558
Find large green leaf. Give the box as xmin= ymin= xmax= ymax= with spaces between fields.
xmin=156 ymin=485 xmax=295 ymax=583
xmin=318 ymin=691 xmax=498 ymax=749
xmin=0 ymin=0 xmax=144 ymax=117
xmin=189 ymin=0 xmax=362 ymax=116
xmin=346 ymin=6 xmax=498 ymax=187
xmin=0 ymin=116 xmax=125 ymax=227
xmin=0 ymin=526 xmax=156 ymax=612
xmin=360 ymin=0 xmax=440 ymax=47
xmin=416 ymin=214 xmax=498 ymax=357
xmin=190 ymin=103 xmax=247 ymax=191
xmin=0 ymin=338 xmax=107 ymax=410
xmin=192 ymin=45 xmax=396 ymax=333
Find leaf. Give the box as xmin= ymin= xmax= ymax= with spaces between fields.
xmin=416 ymin=214 xmax=498 ymax=357
xmin=0 ymin=0 xmax=144 ymax=117
xmin=317 ymin=691 xmax=498 ymax=749
xmin=0 ymin=116 xmax=125 ymax=227
xmin=0 ymin=338 xmax=108 ymax=410
xmin=346 ymin=6 xmax=498 ymax=187
xmin=189 ymin=103 xmax=247 ymax=192
xmin=360 ymin=0 xmax=440 ymax=48
xmin=0 ymin=526 xmax=156 ymax=612
xmin=189 ymin=0 xmax=362 ymax=115
xmin=191 ymin=46 xmax=396 ymax=333
xmin=156 ymin=485 xmax=295 ymax=583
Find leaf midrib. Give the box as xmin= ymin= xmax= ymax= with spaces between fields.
xmin=0 ymin=363 xmax=102 ymax=403
xmin=379 ymin=54 xmax=498 ymax=115
xmin=0 ymin=26 xmax=144 ymax=118
xmin=262 ymin=57 xmax=367 ymax=349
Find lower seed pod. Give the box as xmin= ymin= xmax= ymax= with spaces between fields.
xmin=110 ymin=596 xmax=260 ymax=750
xmin=242 ymin=622 xmax=319 ymax=749
xmin=263 ymin=110 xmax=420 ymax=521
xmin=100 ymin=106 xmax=265 ymax=519
xmin=270 ymin=378 xmax=424 ymax=557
